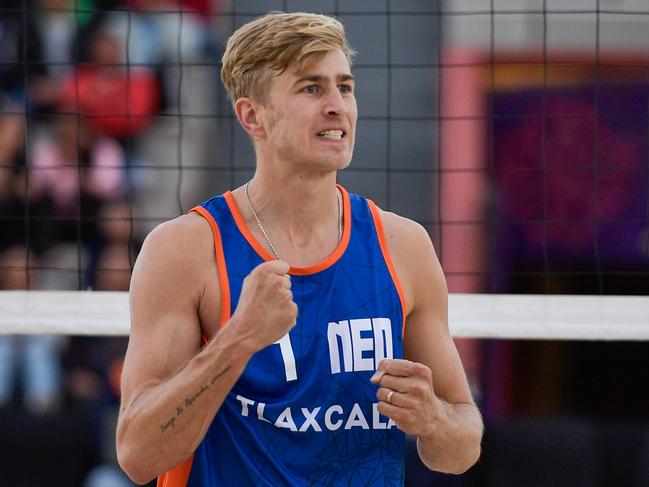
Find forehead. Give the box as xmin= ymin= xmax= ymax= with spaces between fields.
xmin=279 ymin=49 xmax=353 ymax=84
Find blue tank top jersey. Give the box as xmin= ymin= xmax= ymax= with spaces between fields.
xmin=158 ymin=185 xmax=407 ymax=487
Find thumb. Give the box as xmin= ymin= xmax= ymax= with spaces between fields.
xmin=262 ymin=259 xmax=290 ymax=275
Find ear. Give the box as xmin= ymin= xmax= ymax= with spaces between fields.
xmin=235 ymin=97 xmax=266 ymax=140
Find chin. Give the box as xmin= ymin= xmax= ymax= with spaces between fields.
xmin=318 ymin=148 xmax=354 ymax=170
xmin=337 ymin=158 xmax=352 ymax=171
xmin=313 ymin=155 xmax=352 ymax=173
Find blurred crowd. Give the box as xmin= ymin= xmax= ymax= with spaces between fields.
xmin=0 ymin=0 xmax=217 ymax=485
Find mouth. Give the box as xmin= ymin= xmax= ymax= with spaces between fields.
xmin=317 ymin=129 xmax=345 ymax=140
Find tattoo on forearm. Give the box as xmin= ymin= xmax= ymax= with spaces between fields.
xmin=160 ymin=366 xmax=231 ymax=434
xmin=161 ymin=417 xmax=176 ymax=433
xmin=211 ymin=369 xmax=228 ymax=384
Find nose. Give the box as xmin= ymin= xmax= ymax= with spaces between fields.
xmin=323 ymin=87 xmax=345 ymax=117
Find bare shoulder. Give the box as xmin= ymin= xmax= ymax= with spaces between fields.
xmin=139 ymin=212 xmax=214 ymax=266
xmin=372 ymin=206 xmax=444 ymax=315
xmin=130 ymin=211 xmax=218 ymax=329
xmin=376 ymin=208 xmax=433 ymax=255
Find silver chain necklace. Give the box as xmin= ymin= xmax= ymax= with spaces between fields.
xmin=244 ymin=181 xmax=343 ymax=261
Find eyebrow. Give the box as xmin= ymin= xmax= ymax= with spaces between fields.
xmin=293 ymin=73 xmax=355 ymax=86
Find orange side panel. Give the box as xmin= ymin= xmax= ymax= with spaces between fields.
xmin=156 ymin=456 xmax=193 ymax=487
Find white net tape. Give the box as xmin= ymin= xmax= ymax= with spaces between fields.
xmin=0 ymin=291 xmax=648 ymax=340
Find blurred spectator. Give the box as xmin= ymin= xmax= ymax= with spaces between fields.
xmin=97 ymin=199 xmax=135 ymax=247
xmin=57 ymin=26 xmax=160 ymax=139
xmin=175 ymin=0 xmax=217 ymax=21
xmin=75 ymin=199 xmax=138 ymax=487
xmin=0 ymin=110 xmax=57 ymax=256
xmin=36 ymin=0 xmax=75 ymax=75
xmin=30 ymin=0 xmax=128 ymax=110
xmin=29 ymin=0 xmax=78 ymax=110
xmin=92 ymin=199 xmax=139 ymax=287
xmin=0 ymin=246 xmax=64 ymax=415
xmin=0 ymin=105 xmax=65 ymax=417
xmin=106 ymin=0 xmax=210 ymax=112
xmin=33 ymin=196 xmax=140 ymax=487
xmin=0 ymin=108 xmax=25 ymax=166
xmin=30 ymin=113 xmax=127 ymax=248
xmin=0 ymin=0 xmax=45 ymax=107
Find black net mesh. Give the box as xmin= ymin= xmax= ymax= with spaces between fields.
xmin=3 ymin=1 xmax=648 ymax=296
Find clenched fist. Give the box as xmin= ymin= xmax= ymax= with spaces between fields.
xmin=371 ymin=359 xmax=442 ymax=437
xmin=230 ymin=260 xmax=298 ymax=353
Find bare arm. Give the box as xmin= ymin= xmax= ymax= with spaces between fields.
xmin=371 ymin=211 xmax=483 ymax=474
xmin=116 ymin=215 xmax=297 ymax=484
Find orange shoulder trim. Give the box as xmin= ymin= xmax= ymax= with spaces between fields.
xmin=223 ymin=185 xmax=351 ymax=276
xmin=367 ymin=200 xmax=407 ymax=337
xmin=190 ymin=206 xmax=232 ymax=327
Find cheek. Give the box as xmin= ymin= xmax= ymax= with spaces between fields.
xmin=266 ymin=114 xmax=289 ymax=142
xmin=348 ymin=99 xmax=358 ymax=125
xmin=265 ymin=110 xmax=279 ymax=132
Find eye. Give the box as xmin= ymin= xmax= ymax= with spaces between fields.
xmin=303 ymin=85 xmax=319 ymax=94
xmin=339 ymin=84 xmax=353 ymax=94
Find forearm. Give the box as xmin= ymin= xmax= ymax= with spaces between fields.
xmin=117 ymin=319 xmax=253 ymax=484
xmin=416 ymin=401 xmax=483 ymax=474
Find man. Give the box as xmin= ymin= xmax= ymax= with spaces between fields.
xmin=116 ymin=12 xmax=483 ymax=486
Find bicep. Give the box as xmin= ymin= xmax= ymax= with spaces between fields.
xmin=120 ymin=223 xmax=205 ymax=408
xmin=402 ymin=229 xmax=474 ymax=406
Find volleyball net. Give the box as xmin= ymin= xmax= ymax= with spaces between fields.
xmin=1 ymin=291 xmax=649 ymax=340
xmin=1 ymin=0 xmax=649 ymax=341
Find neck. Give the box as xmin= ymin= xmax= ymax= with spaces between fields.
xmin=232 ymin=165 xmax=342 ymax=264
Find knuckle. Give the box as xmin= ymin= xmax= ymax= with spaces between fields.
xmin=409 ymin=398 xmax=423 ymax=411
xmin=376 ymin=359 xmax=389 ymax=373
xmin=412 ymin=381 xmax=427 ymax=397
xmin=390 ymin=410 xmax=404 ymax=423
xmin=414 ymin=362 xmax=431 ymax=378
xmin=377 ymin=402 xmax=388 ymax=415
xmin=419 ymin=362 xmax=431 ymax=374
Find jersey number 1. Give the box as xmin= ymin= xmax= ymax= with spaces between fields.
xmin=274 ymin=333 xmax=297 ymax=382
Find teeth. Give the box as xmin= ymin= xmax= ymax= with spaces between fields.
xmin=318 ymin=130 xmax=343 ymax=139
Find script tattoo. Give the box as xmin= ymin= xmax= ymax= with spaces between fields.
xmin=159 ymin=366 xmax=231 ymax=434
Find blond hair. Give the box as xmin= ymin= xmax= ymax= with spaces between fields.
xmin=221 ymin=12 xmax=354 ymax=106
